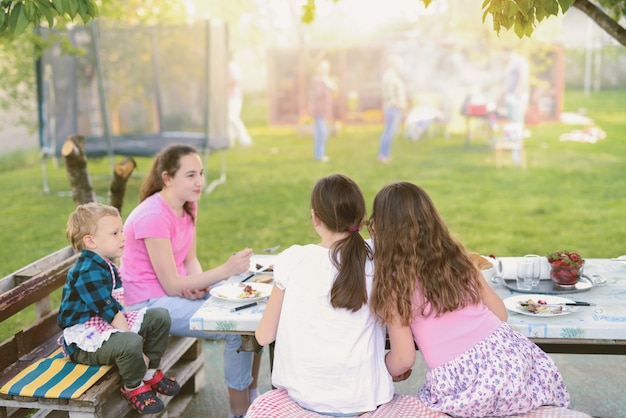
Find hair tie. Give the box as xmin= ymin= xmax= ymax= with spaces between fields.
xmin=348 ymin=225 xmax=360 ymax=233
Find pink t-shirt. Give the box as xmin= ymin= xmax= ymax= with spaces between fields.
xmin=120 ymin=193 xmax=196 ymax=305
xmin=410 ymin=286 xmax=502 ymax=369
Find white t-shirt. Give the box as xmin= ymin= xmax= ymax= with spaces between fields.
xmin=271 ymin=244 xmax=393 ymax=415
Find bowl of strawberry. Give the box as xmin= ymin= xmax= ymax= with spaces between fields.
xmin=547 ymin=250 xmax=585 ymax=289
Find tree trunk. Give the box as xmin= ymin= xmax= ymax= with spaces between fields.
xmin=108 ymin=157 xmax=136 ymax=214
xmin=62 ymin=135 xmax=96 ymax=205
xmin=574 ymin=0 xmax=626 ymax=47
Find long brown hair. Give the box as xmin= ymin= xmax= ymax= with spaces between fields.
xmin=139 ymin=144 xmax=199 ymax=222
xmin=369 ymin=182 xmax=481 ymax=326
xmin=311 ymin=174 xmax=371 ymax=312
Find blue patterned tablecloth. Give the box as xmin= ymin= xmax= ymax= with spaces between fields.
xmin=493 ymin=258 xmax=626 ymax=341
xmin=190 ymin=258 xmax=626 ymax=343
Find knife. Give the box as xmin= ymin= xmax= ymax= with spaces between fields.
xmin=520 ymin=301 xmax=594 ymax=307
xmin=241 ymin=265 xmax=271 ymax=283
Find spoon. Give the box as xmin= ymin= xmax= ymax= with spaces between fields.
xmin=591 ymin=274 xmax=607 ymax=285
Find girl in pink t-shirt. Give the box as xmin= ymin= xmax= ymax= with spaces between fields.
xmin=368 ymin=182 xmax=570 ymax=417
xmin=120 ymin=144 xmax=258 ymax=418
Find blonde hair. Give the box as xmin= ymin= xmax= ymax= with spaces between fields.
xmin=369 ymin=182 xmax=482 ymax=326
xmin=66 ymin=203 xmax=120 ymax=251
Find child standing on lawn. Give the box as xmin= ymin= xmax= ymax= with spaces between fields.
xmin=369 ymin=181 xmax=570 ymax=417
xmin=57 ymin=202 xmax=180 ymax=415
xmin=252 ymin=174 xmax=394 ymax=417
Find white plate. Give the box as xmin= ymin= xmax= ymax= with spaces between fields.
xmin=503 ymin=294 xmax=578 ymax=317
xmin=210 ymin=283 xmax=273 ymax=302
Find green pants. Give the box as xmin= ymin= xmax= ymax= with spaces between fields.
xmin=70 ymin=307 xmax=171 ymax=388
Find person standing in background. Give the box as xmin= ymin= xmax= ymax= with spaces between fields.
xmin=502 ymin=48 xmax=530 ymax=166
xmin=228 ymin=57 xmax=253 ymax=148
xmin=309 ymin=60 xmax=336 ymax=162
xmin=503 ymin=49 xmax=530 ymax=124
xmin=377 ymin=55 xmax=407 ymax=164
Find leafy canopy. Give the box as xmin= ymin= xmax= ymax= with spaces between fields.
xmin=0 ymin=0 xmax=99 ymax=37
xmin=301 ymin=0 xmax=626 ymax=46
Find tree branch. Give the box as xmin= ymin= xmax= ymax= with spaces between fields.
xmin=573 ymin=0 xmax=626 ymax=47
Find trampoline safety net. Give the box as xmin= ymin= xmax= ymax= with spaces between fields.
xmin=37 ymin=19 xmax=230 ymax=159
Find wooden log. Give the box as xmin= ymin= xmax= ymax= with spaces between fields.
xmin=108 ymin=157 xmax=136 ymax=214
xmin=62 ymin=135 xmax=96 ymax=205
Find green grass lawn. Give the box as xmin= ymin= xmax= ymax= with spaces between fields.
xmin=1 ymin=89 xmax=625 ymax=340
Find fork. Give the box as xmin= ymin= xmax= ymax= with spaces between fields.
xmin=252 ymin=244 xmax=281 ymax=253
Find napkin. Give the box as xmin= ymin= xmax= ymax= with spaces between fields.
xmin=500 ymin=256 xmax=552 ymax=279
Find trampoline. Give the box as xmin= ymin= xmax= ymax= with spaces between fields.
xmin=36 ymin=19 xmax=230 ymax=194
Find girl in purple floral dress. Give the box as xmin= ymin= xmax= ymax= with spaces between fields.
xmin=369 ymin=182 xmax=570 ymax=417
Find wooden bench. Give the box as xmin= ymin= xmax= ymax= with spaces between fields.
xmin=0 ymin=247 xmax=205 ymax=418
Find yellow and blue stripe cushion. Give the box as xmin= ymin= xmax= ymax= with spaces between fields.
xmin=0 ymin=348 xmax=111 ymax=399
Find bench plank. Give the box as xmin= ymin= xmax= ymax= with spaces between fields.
xmin=0 ymin=256 xmax=77 ymax=323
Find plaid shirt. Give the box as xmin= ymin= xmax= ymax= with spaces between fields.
xmin=57 ymin=250 xmax=124 ymax=330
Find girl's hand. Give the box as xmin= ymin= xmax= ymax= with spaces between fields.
xmin=179 ymin=287 xmax=208 ymax=300
xmin=226 ymin=248 xmax=253 ymax=276
xmin=392 ymin=368 xmax=413 ymax=382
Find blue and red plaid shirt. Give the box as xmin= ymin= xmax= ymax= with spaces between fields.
xmin=57 ymin=250 xmax=124 ymax=331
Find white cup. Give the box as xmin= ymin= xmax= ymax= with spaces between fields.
xmin=524 ymin=254 xmax=542 ymax=288
xmin=516 ymin=259 xmax=534 ymax=290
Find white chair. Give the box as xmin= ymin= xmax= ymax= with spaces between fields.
xmin=493 ymin=122 xmax=526 ymax=169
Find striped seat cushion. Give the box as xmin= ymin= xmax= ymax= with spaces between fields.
xmin=0 ymin=348 xmax=111 ymax=399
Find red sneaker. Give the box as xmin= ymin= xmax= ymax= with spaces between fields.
xmin=144 ymin=369 xmax=181 ymax=396
xmin=120 ymin=384 xmax=164 ymax=415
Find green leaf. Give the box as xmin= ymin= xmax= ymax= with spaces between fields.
xmin=535 ymin=5 xmax=547 ymax=22
xmin=34 ymin=0 xmax=56 ymax=27
xmin=557 ymin=0 xmax=575 ymax=13
xmin=76 ymin=0 xmax=87 ymax=21
xmin=52 ymin=0 xmax=63 ymax=13
xmin=9 ymin=2 xmax=29 ymax=36
xmin=0 ymin=9 xmax=5 ymax=29
xmin=67 ymin=0 xmax=78 ymax=19
xmin=85 ymin=0 xmax=98 ymax=17
xmin=513 ymin=0 xmax=532 ymax=14
xmin=507 ymin=2 xmax=520 ymax=18
xmin=301 ymin=0 xmax=315 ymax=24
xmin=544 ymin=0 xmax=559 ymax=16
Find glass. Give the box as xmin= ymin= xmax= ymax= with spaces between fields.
xmin=516 ymin=259 xmax=534 ymax=290
xmin=524 ymin=254 xmax=542 ymax=288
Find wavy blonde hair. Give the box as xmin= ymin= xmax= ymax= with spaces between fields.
xmin=369 ymin=182 xmax=482 ymax=326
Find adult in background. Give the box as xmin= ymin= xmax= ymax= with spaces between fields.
xmin=503 ymin=48 xmax=530 ymax=124
xmin=228 ymin=57 xmax=253 ymax=148
xmin=120 ymin=144 xmax=259 ymax=418
xmin=377 ymin=55 xmax=407 ymax=164
xmin=309 ymin=60 xmax=336 ymax=162
xmin=501 ymin=48 xmax=530 ymax=166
